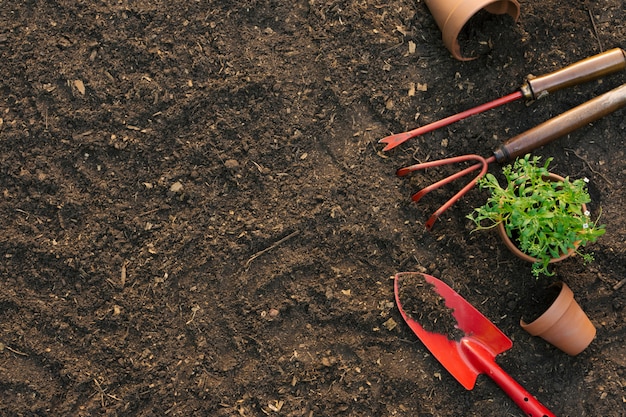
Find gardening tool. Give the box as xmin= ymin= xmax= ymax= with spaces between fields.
xmin=379 ymin=48 xmax=626 ymax=151
xmin=394 ymin=272 xmax=556 ymax=417
xmin=397 ymin=82 xmax=626 ymax=230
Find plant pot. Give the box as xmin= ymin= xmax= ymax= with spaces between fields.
xmin=521 ymin=282 xmax=596 ymax=355
xmin=496 ymin=173 xmax=586 ymax=264
xmin=424 ymin=0 xmax=520 ymax=61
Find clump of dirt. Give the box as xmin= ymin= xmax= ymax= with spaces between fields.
xmin=397 ymin=273 xmax=465 ymax=340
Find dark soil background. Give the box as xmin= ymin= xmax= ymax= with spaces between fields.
xmin=1 ymin=1 xmax=624 ymax=416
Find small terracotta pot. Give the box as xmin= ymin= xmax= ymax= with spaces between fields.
xmin=496 ymin=173 xmax=585 ymax=264
xmin=424 ymin=0 xmax=520 ymax=61
xmin=521 ymin=282 xmax=596 ymax=356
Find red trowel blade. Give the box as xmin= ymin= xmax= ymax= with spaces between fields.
xmin=394 ymin=272 xmax=512 ymax=389
xmin=394 ymin=272 xmax=556 ymax=417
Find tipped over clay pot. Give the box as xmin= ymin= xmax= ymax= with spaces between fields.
xmin=424 ymin=0 xmax=520 ymax=61
xmin=521 ymin=282 xmax=596 ymax=356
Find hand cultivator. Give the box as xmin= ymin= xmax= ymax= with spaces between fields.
xmin=379 ymin=48 xmax=626 ymax=151
xmin=397 ymin=83 xmax=626 ymax=230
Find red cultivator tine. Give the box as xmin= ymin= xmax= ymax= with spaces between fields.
xmin=397 ymin=155 xmax=491 ymax=230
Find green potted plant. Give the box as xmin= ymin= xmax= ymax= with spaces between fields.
xmin=466 ymin=154 xmax=605 ymax=277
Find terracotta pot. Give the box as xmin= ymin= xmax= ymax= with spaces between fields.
xmin=424 ymin=0 xmax=520 ymax=61
xmin=496 ymin=173 xmax=585 ymax=264
xmin=521 ymin=282 xmax=596 ymax=355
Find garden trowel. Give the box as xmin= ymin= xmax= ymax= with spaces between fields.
xmin=394 ymin=272 xmax=556 ymax=417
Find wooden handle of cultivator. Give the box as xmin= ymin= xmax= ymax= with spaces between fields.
xmin=520 ymin=48 xmax=626 ymax=100
xmin=494 ymin=83 xmax=626 ymax=163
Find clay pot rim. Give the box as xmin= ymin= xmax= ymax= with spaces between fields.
xmin=520 ymin=282 xmax=572 ymax=333
xmin=424 ymin=0 xmax=520 ymax=60
xmin=496 ymin=172 xmax=585 ymax=264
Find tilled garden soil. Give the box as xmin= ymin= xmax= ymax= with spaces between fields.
xmin=1 ymin=1 xmax=625 ymax=416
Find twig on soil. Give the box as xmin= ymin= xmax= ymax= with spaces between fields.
xmin=136 ymin=208 xmax=162 ymax=218
xmin=92 ymin=378 xmax=122 ymax=406
xmin=93 ymin=378 xmax=106 ymax=407
xmin=587 ymin=9 xmax=603 ymax=51
xmin=565 ymin=148 xmax=612 ymax=185
xmin=245 ymin=230 xmax=300 ymax=267
xmin=2 ymin=343 xmax=28 ymax=356
xmin=186 ymin=305 xmax=201 ymax=325
xmin=15 ymin=208 xmax=33 ymax=218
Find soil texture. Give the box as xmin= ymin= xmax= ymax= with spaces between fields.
xmin=396 ymin=273 xmax=465 ymax=340
xmin=1 ymin=1 xmax=625 ymax=416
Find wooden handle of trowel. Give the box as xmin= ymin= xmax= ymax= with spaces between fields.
xmin=494 ymin=83 xmax=626 ymax=163
xmin=520 ymin=48 xmax=626 ymax=100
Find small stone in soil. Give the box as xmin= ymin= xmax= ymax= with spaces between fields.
xmin=397 ymin=273 xmax=465 ymax=341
